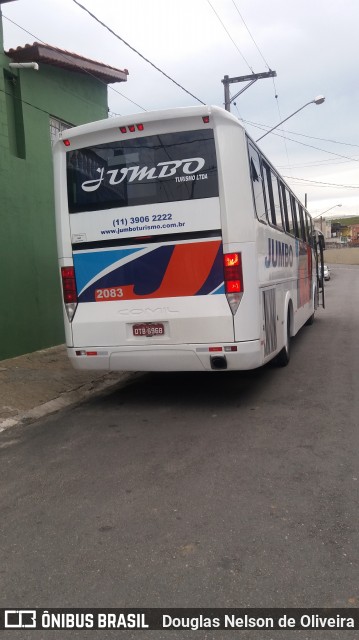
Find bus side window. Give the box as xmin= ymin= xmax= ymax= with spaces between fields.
xmin=305 ymin=212 xmax=312 ymax=245
xmin=290 ymin=196 xmax=300 ymax=238
xmin=279 ymin=183 xmax=290 ymax=233
xmin=284 ymin=188 xmax=295 ymax=236
xmin=298 ymin=205 xmax=307 ymax=242
xmin=270 ymin=172 xmax=284 ymax=230
xmin=248 ymin=143 xmax=267 ymax=223
xmin=262 ymin=162 xmax=272 ymax=224
xmin=262 ymin=162 xmax=273 ymax=225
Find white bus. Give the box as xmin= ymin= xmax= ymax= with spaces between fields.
xmin=53 ymin=105 xmax=322 ymax=372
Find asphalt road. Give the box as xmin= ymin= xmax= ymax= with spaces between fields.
xmin=0 ymin=265 xmax=358 ymax=640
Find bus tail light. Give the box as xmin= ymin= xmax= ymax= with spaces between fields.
xmin=120 ymin=124 xmax=144 ymax=133
xmin=224 ymin=252 xmax=243 ymax=315
xmin=61 ymin=266 xmax=78 ymax=322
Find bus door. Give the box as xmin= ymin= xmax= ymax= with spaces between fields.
xmin=314 ymin=230 xmax=325 ymax=308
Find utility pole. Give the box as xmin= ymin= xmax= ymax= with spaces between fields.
xmin=222 ymin=71 xmax=277 ymax=112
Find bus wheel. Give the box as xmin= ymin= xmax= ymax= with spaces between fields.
xmin=274 ymin=310 xmax=291 ymax=367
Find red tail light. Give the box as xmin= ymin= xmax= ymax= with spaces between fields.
xmin=61 ymin=267 xmax=77 ymax=304
xmin=223 ymin=252 xmax=243 ymax=315
xmin=63 ymin=139 xmax=71 ymax=147
xmin=224 ymin=253 xmax=243 ymax=293
xmin=119 ymin=123 xmax=144 ymax=134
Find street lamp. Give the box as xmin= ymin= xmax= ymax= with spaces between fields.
xmin=312 ymin=204 xmax=342 ymax=219
xmin=256 ymin=96 xmax=325 ymax=142
xmin=312 ymin=204 xmax=341 ymax=236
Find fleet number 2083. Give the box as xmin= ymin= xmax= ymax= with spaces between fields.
xmin=95 ymin=287 xmax=124 ymax=301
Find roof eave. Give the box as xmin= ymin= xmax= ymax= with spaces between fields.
xmin=6 ymin=43 xmax=128 ymax=84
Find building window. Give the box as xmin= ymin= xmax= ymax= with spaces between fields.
xmin=49 ymin=116 xmax=73 ymax=145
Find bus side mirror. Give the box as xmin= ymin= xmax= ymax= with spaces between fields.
xmin=318 ymin=234 xmax=325 ymax=251
xmin=314 ymin=230 xmax=325 ymax=251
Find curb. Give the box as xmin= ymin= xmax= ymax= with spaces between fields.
xmin=0 ymin=372 xmax=134 ymax=434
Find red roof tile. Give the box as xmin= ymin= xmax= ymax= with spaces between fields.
xmin=6 ymin=42 xmax=128 ymax=84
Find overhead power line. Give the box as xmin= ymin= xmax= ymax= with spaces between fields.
xmin=206 ymin=0 xmax=254 ymax=73
xmin=283 ymin=176 xmax=359 ymax=189
xmin=207 ymin=0 xmax=254 ymax=73
xmin=278 ymin=158 xmax=354 ymax=169
xmin=231 ymin=0 xmax=272 ymax=70
xmin=229 ymin=0 xmax=282 ymax=139
xmin=243 ymin=117 xmax=359 ymax=149
xmin=72 ymin=0 xmax=206 ymax=106
xmin=247 ymin=121 xmax=359 ymax=163
xmin=225 ymin=2 xmax=290 ymax=172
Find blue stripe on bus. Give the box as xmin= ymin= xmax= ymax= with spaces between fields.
xmin=77 ymin=245 xmax=174 ymax=302
xmin=73 ymin=247 xmax=142 ymax=293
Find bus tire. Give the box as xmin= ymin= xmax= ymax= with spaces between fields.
xmin=274 ymin=309 xmax=291 ymax=367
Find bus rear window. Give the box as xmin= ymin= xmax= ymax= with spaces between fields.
xmin=67 ymin=130 xmax=218 ymax=213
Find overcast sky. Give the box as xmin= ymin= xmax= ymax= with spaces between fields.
xmin=2 ymin=0 xmax=359 ymax=217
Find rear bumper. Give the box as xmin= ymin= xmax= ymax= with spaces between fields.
xmin=67 ymin=340 xmax=263 ymax=372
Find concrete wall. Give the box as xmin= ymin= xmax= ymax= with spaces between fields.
xmin=324 ymin=248 xmax=359 ymax=265
xmin=0 ymin=21 xmax=109 ymax=359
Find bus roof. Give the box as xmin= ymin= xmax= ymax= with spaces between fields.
xmin=55 ymin=105 xmax=243 ymax=144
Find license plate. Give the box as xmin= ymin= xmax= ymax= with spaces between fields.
xmin=132 ymin=323 xmax=165 ymax=337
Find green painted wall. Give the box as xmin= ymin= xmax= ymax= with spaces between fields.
xmin=0 ymin=18 xmax=109 ymax=359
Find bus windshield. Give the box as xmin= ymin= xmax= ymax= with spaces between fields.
xmin=66 ymin=129 xmax=218 ymax=213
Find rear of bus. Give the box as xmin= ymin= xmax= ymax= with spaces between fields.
xmin=53 ymin=106 xmax=259 ymax=372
